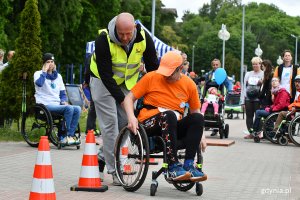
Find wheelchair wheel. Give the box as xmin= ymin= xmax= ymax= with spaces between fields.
xmin=263 ymin=113 xmax=279 ymax=144
xmin=288 ymin=115 xmax=300 ymax=146
xmin=21 ymin=104 xmax=53 ymax=147
xmin=224 ymin=124 xmax=229 ymax=138
xmin=278 ymin=135 xmax=288 ymax=146
xmin=196 ymin=182 xmax=203 ymax=196
xmin=173 ymin=182 xmax=195 ymax=192
xmin=115 ymin=124 xmax=149 ymax=192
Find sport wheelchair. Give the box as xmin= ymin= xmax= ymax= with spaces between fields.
xmin=263 ymin=111 xmax=300 ymax=146
xmin=114 ymin=124 xmax=204 ymax=196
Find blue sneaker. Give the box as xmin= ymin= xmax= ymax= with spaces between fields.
xmin=184 ymin=160 xmax=207 ymax=182
xmin=168 ymin=162 xmax=191 ymax=181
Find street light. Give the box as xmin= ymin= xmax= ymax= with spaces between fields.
xmin=291 ymin=34 xmax=299 ymax=65
xmin=192 ymin=45 xmax=195 ymax=72
xmin=218 ymin=24 xmax=230 ymax=69
xmin=255 ymin=44 xmax=263 ymax=57
xmin=277 ymin=55 xmax=283 ymax=65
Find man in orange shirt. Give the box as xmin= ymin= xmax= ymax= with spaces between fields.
xmin=124 ymin=51 xmax=207 ymax=182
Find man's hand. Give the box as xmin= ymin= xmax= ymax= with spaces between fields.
xmin=127 ymin=115 xmax=139 ymax=135
xmin=200 ymin=134 xmax=207 ymax=152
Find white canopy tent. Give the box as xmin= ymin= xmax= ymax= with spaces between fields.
xmin=85 ymin=20 xmax=173 ymax=58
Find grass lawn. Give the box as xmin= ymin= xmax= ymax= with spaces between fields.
xmin=0 ymin=111 xmax=89 ymax=142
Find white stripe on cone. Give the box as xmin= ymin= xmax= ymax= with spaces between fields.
xmin=83 ymin=143 xmax=97 ymax=155
xmin=31 ymin=178 xmax=55 ymax=193
xmin=80 ymin=166 xmax=100 ymax=178
xmin=35 ymin=151 xmax=51 ymax=165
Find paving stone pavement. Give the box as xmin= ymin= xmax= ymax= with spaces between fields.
xmin=0 ymin=118 xmax=300 ymax=200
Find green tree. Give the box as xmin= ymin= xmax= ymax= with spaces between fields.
xmin=0 ymin=0 xmax=12 ymax=49
xmin=0 ymin=0 xmax=42 ymax=120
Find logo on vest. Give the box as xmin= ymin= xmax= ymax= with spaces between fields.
xmin=136 ymin=48 xmax=141 ymax=53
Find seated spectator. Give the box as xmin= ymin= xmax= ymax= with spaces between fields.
xmin=34 ymin=53 xmax=81 ymax=145
xmin=244 ymin=77 xmax=290 ymax=139
xmin=273 ymin=75 xmax=300 ymax=132
xmin=233 ymin=81 xmax=241 ymax=92
xmin=124 ymin=51 xmax=207 ymax=182
xmin=200 ymin=87 xmax=223 ymax=116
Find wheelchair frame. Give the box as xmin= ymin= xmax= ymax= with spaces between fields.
xmin=114 ymin=124 xmax=204 ymax=196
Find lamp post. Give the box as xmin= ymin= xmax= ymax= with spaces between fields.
xmin=192 ymin=45 xmax=195 ymax=72
xmin=291 ymin=34 xmax=299 ymax=65
xmin=277 ymin=55 xmax=283 ymax=65
xmin=241 ymin=5 xmax=245 ymax=90
xmin=255 ymin=44 xmax=263 ymax=57
xmin=218 ymin=24 xmax=230 ymax=69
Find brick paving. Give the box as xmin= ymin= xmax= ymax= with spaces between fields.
xmin=0 ymin=118 xmax=300 ymax=200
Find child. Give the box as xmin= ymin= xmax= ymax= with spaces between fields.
xmin=201 ymin=87 xmax=223 ymax=116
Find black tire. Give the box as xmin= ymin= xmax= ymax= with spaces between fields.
xmin=21 ymin=104 xmax=53 ymax=147
xmin=115 ymin=124 xmax=149 ymax=192
xmin=219 ymin=126 xmax=224 ymax=139
xmin=196 ymin=183 xmax=203 ymax=196
xmin=288 ymin=115 xmax=300 ymax=146
xmin=263 ymin=113 xmax=279 ymax=144
xmin=150 ymin=183 xmax=157 ymax=196
xmin=254 ymin=136 xmax=260 ymax=143
xmin=173 ymin=182 xmax=195 ymax=191
xmin=278 ymin=136 xmax=288 ymax=146
xmin=224 ymin=124 xmax=229 ymax=138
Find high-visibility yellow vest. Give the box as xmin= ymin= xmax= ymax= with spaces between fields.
xmin=90 ymin=29 xmax=146 ymax=90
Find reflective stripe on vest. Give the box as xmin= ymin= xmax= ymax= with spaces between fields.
xmin=90 ymin=28 xmax=146 ymax=90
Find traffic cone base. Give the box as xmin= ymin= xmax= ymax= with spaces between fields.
xmin=71 ymin=130 xmax=108 ymax=192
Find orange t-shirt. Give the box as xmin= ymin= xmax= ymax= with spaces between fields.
xmin=131 ymin=71 xmax=201 ymax=122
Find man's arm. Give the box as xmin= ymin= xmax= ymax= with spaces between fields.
xmin=124 ymin=92 xmax=138 ymax=134
xmin=95 ymin=33 xmax=125 ymax=104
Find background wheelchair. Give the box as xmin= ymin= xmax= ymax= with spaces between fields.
xmin=263 ymin=111 xmax=300 ymax=146
xmin=114 ymin=124 xmax=204 ymax=196
xmin=21 ymin=80 xmax=82 ymax=149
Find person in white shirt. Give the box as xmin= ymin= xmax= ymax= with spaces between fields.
xmin=273 ymin=49 xmax=300 ymax=103
xmin=34 ymin=53 xmax=81 ymax=145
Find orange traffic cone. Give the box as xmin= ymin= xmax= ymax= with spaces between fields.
xmin=70 ymin=130 xmax=108 ymax=192
xmin=29 ymin=136 xmax=56 ymax=200
xmin=149 ymin=157 xmax=159 ymax=165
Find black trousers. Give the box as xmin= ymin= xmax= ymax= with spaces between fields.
xmin=245 ymin=100 xmax=260 ymax=131
xmin=142 ymin=111 xmax=203 ymax=165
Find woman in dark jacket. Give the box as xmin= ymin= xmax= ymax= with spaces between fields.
xmin=259 ymin=60 xmax=273 ymax=108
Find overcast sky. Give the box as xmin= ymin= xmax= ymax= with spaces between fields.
xmin=161 ymin=0 xmax=300 ymax=22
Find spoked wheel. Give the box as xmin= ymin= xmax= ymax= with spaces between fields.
xmin=115 ymin=124 xmax=149 ymax=192
xmin=21 ymin=104 xmax=53 ymax=147
xmin=288 ymin=115 xmax=300 ymax=146
xmin=263 ymin=113 xmax=279 ymax=144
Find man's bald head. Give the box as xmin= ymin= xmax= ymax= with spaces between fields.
xmin=116 ymin=13 xmax=136 ymax=46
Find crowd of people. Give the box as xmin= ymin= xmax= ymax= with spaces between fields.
xmin=243 ymin=50 xmax=300 ymax=139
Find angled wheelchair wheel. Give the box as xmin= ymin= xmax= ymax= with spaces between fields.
xmin=224 ymin=124 xmax=229 ymax=138
xmin=115 ymin=124 xmax=149 ymax=192
xmin=288 ymin=115 xmax=300 ymax=146
xmin=21 ymin=104 xmax=53 ymax=147
xmin=263 ymin=113 xmax=279 ymax=144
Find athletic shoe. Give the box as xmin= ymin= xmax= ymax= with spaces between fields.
xmin=168 ymin=162 xmax=191 ymax=181
xmin=183 ymin=160 xmax=207 ymax=182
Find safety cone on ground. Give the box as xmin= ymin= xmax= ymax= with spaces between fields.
xmin=29 ymin=136 xmax=56 ymax=200
xmin=70 ymin=130 xmax=108 ymax=192
xmin=149 ymin=157 xmax=159 ymax=165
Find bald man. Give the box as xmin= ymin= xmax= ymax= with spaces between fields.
xmin=89 ymin=12 xmax=158 ymax=185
